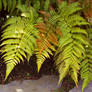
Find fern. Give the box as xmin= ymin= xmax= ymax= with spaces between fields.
xmin=0 ymin=0 xmax=16 ymax=12
xmin=35 ymin=22 xmax=61 ymax=72
xmin=0 ymin=16 xmax=39 ymax=80
xmin=81 ymin=26 xmax=92 ymax=92
xmin=0 ymin=1 xmax=92 ymax=92
xmin=44 ymin=0 xmax=50 ymax=11
xmin=0 ymin=0 xmax=28 ymax=14
xmin=52 ymin=2 xmax=89 ymax=86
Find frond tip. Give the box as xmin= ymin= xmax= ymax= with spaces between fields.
xmin=81 ymin=27 xmax=92 ymax=92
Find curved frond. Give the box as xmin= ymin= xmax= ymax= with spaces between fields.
xmin=0 ymin=16 xmax=39 ymax=79
xmin=53 ymin=2 xmax=89 ymax=87
xmin=35 ymin=22 xmax=61 ymax=72
xmin=0 ymin=0 xmax=25 ymax=14
xmin=81 ymin=27 xmax=92 ymax=92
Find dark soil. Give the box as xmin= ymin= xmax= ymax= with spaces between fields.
xmin=60 ymin=75 xmax=75 ymax=92
xmin=0 ymin=56 xmax=58 ymax=84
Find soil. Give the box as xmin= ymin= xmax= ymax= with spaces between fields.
xmin=61 ymin=75 xmax=75 ymax=92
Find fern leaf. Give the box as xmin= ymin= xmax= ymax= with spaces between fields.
xmin=11 ymin=0 xmax=16 ymax=13
xmin=36 ymin=47 xmax=53 ymax=72
xmin=58 ymin=62 xmax=69 ymax=85
xmin=1 ymin=16 xmax=39 ymax=79
xmin=35 ymin=22 xmax=60 ymax=72
xmin=44 ymin=0 xmax=50 ymax=11
xmin=8 ymin=0 xmax=12 ymax=12
xmin=71 ymin=28 xmax=88 ymax=36
xmin=53 ymin=1 xmax=88 ymax=86
xmin=33 ymin=1 xmax=40 ymax=11
xmin=68 ymin=15 xmax=89 ymax=26
xmin=3 ymin=0 xmax=7 ymax=10
xmin=81 ymin=27 xmax=92 ymax=92
xmin=5 ymin=61 xmax=16 ymax=80
xmin=72 ymin=34 xmax=88 ymax=45
xmin=0 ymin=0 xmax=2 ymax=11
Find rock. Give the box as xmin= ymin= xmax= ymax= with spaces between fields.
xmin=0 ymin=75 xmax=59 ymax=92
xmin=69 ymin=81 xmax=92 ymax=92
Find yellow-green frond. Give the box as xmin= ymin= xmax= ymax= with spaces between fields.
xmin=0 ymin=16 xmax=39 ymax=79
xmin=54 ymin=1 xmax=88 ymax=87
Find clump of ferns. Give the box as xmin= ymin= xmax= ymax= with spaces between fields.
xmin=51 ymin=1 xmax=89 ymax=90
xmin=0 ymin=1 xmax=92 ymax=92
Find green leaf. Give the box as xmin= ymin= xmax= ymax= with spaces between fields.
xmin=3 ymin=0 xmax=7 ymax=10
xmin=11 ymin=0 xmax=16 ymax=13
xmin=5 ymin=61 xmax=16 ymax=80
xmin=44 ymin=0 xmax=50 ymax=11
xmin=33 ymin=1 xmax=40 ymax=11
xmin=71 ymin=28 xmax=88 ymax=36
xmin=8 ymin=0 xmax=12 ymax=12
xmin=0 ymin=0 xmax=2 ymax=11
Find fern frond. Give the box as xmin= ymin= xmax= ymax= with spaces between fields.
xmin=0 ymin=0 xmax=2 ymax=11
xmin=81 ymin=27 xmax=92 ymax=92
xmin=0 ymin=16 xmax=39 ymax=79
xmin=44 ymin=0 xmax=50 ymax=11
xmin=11 ymin=0 xmax=16 ymax=13
xmin=58 ymin=2 xmax=82 ymax=17
xmin=53 ymin=2 xmax=88 ymax=86
xmin=3 ymin=0 xmax=7 ymax=10
xmin=33 ymin=1 xmax=40 ymax=11
xmin=8 ymin=0 xmax=12 ymax=12
xmin=35 ymin=22 xmax=61 ymax=72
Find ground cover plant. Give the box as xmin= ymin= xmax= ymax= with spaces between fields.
xmin=0 ymin=0 xmax=92 ymax=92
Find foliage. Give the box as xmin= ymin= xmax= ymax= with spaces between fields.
xmin=0 ymin=0 xmax=20 ymax=14
xmin=0 ymin=4 xmax=41 ymax=79
xmin=1 ymin=15 xmax=39 ymax=80
xmin=80 ymin=26 xmax=92 ymax=92
xmin=0 ymin=0 xmax=92 ymax=92
xmin=35 ymin=22 xmax=58 ymax=72
xmin=50 ymin=1 xmax=88 ymax=88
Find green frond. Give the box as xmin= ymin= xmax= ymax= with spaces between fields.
xmin=58 ymin=2 xmax=82 ymax=17
xmin=71 ymin=28 xmax=88 ymax=36
xmin=0 ymin=0 xmax=28 ymax=14
xmin=5 ymin=61 xmax=16 ymax=80
xmin=68 ymin=15 xmax=89 ymax=26
xmin=0 ymin=0 xmax=17 ymax=13
xmin=1 ymin=16 xmax=39 ymax=79
xmin=33 ymin=1 xmax=40 ymax=11
xmin=0 ymin=0 xmax=2 ymax=11
xmin=0 ymin=1 xmax=91 ymax=91
xmin=53 ymin=1 xmax=88 ymax=87
xmin=58 ymin=61 xmax=69 ymax=85
xmin=44 ymin=0 xmax=50 ymax=11
xmin=8 ymin=0 xmax=12 ymax=12
xmin=72 ymin=34 xmax=88 ymax=45
xmin=3 ymin=0 xmax=7 ymax=10
xmin=81 ymin=27 xmax=92 ymax=92
xmin=11 ymin=0 xmax=16 ymax=13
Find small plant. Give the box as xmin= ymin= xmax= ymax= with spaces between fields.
xmin=0 ymin=0 xmax=92 ymax=92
